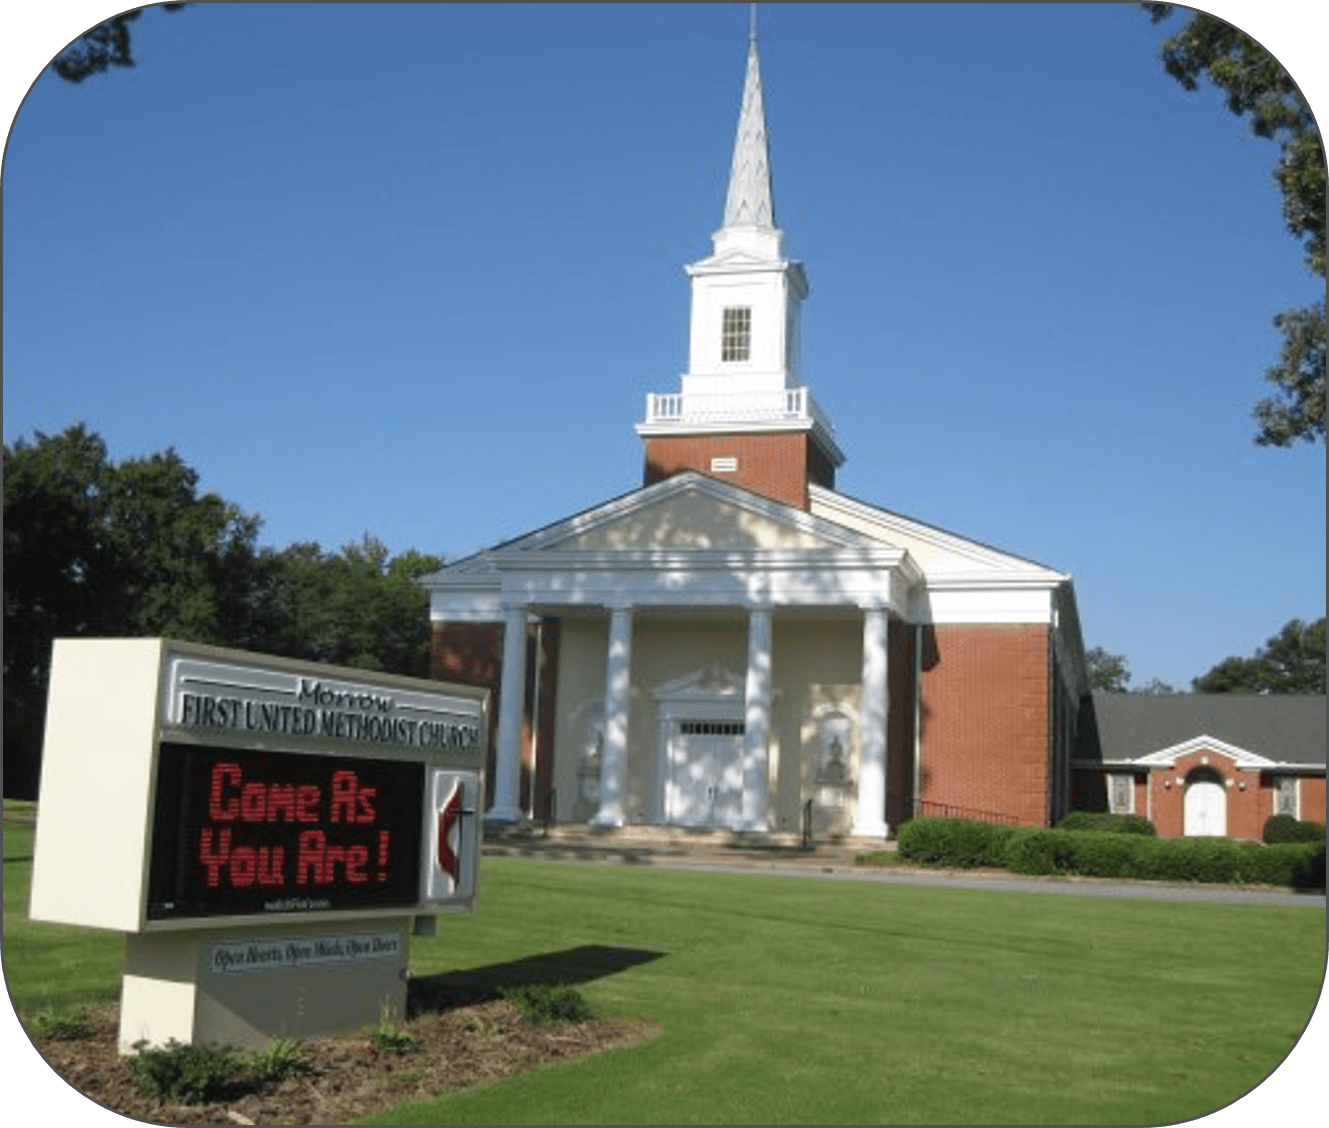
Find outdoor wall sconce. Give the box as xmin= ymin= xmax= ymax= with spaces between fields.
xmin=1163 ymin=780 xmax=1172 ymax=789
xmin=1238 ymin=781 xmax=1246 ymax=791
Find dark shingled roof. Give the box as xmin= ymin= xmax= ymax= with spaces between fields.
xmin=1090 ymin=692 xmax=1326 ymax=768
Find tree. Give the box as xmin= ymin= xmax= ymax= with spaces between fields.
xmin=1086 ymin=646 xmax=1132 ymax=692
xmin=253 ymin=537 xmax=443 ymax=678
xmin=52 ymin=3 xmax=187 ymax=84
xmin=3 ymin=426 xmax=449 ymax=798
xmin=1192 ymin=617 xmax=1327 ymax=694
xmin=1143 ymin=4 xmax=1326 ymax=447
xmin=1131 ymin=677 xmax=1181 ymax=696
xmin=3 ymin=424 xmax=264 ymax=795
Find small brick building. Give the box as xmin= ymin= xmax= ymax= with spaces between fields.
xmin=420 ymin=35 xmax=1092 ymax=840
xmin=1074 ymin=693 xmax=1327 ymax=838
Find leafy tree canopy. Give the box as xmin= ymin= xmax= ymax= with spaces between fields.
xmin=3 ymin=425 xmax=445 ymax=797
xmin=1143 ymin=4 xmax=1326 ymax=447
xmin=51 ymin=3 xmax=188 ymax=84
xmin=1086 ymin=646 xmax=1182 ymax=695
xmin=1192 ymin=617 xmax=1327 ymax=694
xmin=251 ymin=536 xmax=442 ymax=678
xmin=1086 ymin=646 xmax=1132 ymax=693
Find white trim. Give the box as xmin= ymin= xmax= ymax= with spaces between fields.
xmin=1108 ymin=772 xmax=1135 ymax=816
xmin=809 ymin=486 xmax=1069 ymax=579
xmin=1273 ymin=775 xmax=1301 ymax=821
xmin=478 ymin=472 xmax=882 ymax=556
xmin=1131 ymin=735 xmax=1279 ymax=770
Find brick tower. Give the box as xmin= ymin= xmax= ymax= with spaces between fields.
xmin=635 ymin=21 xmax=843 ymax=510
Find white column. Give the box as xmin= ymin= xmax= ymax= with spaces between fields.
xmin=854 ymin=605 xmax=889 ymax=838
xmin=741 ymin=606 xmax=773 ymax=832
xmin=485 ymin=604 xmax=528 ymax=824
xmin=592 ymin=604 xmax=633 ymax=828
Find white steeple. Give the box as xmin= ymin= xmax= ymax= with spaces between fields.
xmin=636 ymin=11 xmax=843 ymax=479
xmin=721 ymin=18 xmax=776 ymax=234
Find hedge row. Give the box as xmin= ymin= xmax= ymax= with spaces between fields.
xmin=1263 ymin=814 xmax=1327 ymax=844
xmin=896 ymin=817 xmax=1326 ymax=889
xmin=1056 ymin=811 xmax=1156 ymax=836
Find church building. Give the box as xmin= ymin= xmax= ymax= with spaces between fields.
xmin=421 ymin=30 xmax=1091 ymax=840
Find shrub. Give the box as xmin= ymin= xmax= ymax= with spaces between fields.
xmin=1057 ymin=811 xmax=1156 ymax=836
xmin=1000 ymin=829 xmax=1067 ymax=875
xmin=1263 ymin=814 xmax=1299 ymax=843
xmin=501 ymin=983 xmax=594 ymax=1028
xmin=1053 ymin=830 xmax=1144 ymax=879
xmin=896 ymin=818 xmax=1017 ymax=868
xmin=1263 ymin=815 xmax=1326 ymax=844
xmin=127 ymin=1039 xmax=241 ymax=1104
xmin=1291 ymin=842 xmax=1327 ymax=890
xmin=247 ymin=1037 xmax=310 ymax=1083
xmin=30 ymin=1008 xmax=93 ymax=1041
xmin=367 ymin=1015 xmax=418 ymax=1054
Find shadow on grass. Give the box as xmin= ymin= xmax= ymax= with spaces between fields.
xmin=407 ymin=944 xmax=666 ymax=1017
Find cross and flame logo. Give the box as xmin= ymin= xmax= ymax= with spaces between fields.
xmin=436 ymin=779 xmax=466 ymax=887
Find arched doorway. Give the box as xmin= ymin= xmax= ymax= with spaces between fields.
xmin=1183 ymin=766 xmax=1227 ymax=836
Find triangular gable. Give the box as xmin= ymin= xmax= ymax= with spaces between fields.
xmin=551 ymin=488 xmax=832 ymax=551
xmin=506 ymin=472 xmax=878 ymax=555
xmin=1129 ymin=735 xmax=1279 ymax=770
xmin=809 ymin=485 xmax=1067 ymax=581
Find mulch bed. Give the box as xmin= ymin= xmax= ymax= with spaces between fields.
xmin=29 ymin=998 xmax=653 ymax=1125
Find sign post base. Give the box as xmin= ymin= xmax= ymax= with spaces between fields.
xmin=119 ymin=916 xmax=412 ymax=1052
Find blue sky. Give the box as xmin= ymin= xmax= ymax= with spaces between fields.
xmin=3 ymin=2 xmax=1325 ymax=696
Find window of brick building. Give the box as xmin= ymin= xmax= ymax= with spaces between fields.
xmin=1109 ymin=773 xmax=1134 ymax=815
xmin=1275 ymin=775 xmax=1299 ymax=818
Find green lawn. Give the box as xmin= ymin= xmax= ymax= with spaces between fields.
xmin=4 ymin=814 xmax=1325 ymax=1125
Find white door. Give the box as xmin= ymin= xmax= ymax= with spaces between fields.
xmin=668 ymin=722 xmax=744 ymax=828
xmin=1183 ymin=772 xmax=1227 ymax=836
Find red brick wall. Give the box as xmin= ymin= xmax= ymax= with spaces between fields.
xmin=1300 ymin=775 xmax=1327 ymax=824
xmin=642 ymin=432 xmax=834 ymax=509
xmin=431 ymin=623 xmax=503 ymax=808
xmin=1133 ymin=774 xmax=1149 ymax=820
xmin=917 ymin=624 xmax=1050 ymax=827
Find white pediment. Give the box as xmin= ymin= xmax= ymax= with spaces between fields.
xmin=550 ymin=490 xmax=826 ymax=551
xmin=521 ymin=474 xmax=877 ymax=554
xmin=420 ymin=474 xmax=918 ymax=617
xmin=651 ymin=665 xmax=745 ymax=703
xmin=1130 ymin=736 xmax=1279 ymax=770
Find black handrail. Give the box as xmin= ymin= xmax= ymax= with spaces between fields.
xmin=912 ymin=799 xmax=1019 ymax=826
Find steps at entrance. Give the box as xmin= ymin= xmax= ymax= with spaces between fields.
xmin=480 ymin=823 xmax=889 ymax=871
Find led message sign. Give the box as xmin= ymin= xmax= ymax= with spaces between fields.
xmin=147 ymin=742 xmax=424 ymax=921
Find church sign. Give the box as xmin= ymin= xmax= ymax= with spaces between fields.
xmin=29 ymin=638 xmax=488 ymax=1050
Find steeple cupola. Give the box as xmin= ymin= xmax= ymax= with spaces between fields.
xmin=636 ymin=18 xmax=843 ymax=510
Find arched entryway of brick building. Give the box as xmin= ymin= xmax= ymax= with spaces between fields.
xmin=1183 ymin=766 xmax=1227 ymax=836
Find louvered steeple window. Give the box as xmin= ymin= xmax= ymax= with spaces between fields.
xmin=721 ymin=306 xmax=751 ymax=362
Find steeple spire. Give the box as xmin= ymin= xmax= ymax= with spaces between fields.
xmin=721 ymin=9 xmax=776 ymax=231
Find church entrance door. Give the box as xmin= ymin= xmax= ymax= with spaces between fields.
xmin=1183 ymin=767 xmax=1227 ymax=836
xmin=668 ymin=720 xmax=745 ymax=828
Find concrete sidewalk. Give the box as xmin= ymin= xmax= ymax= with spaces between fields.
xmin=481 ymin=825 xmax=1327 ymax=907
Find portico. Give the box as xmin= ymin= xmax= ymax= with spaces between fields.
xmin=430 ymin=474 xmax=919 ymax=837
